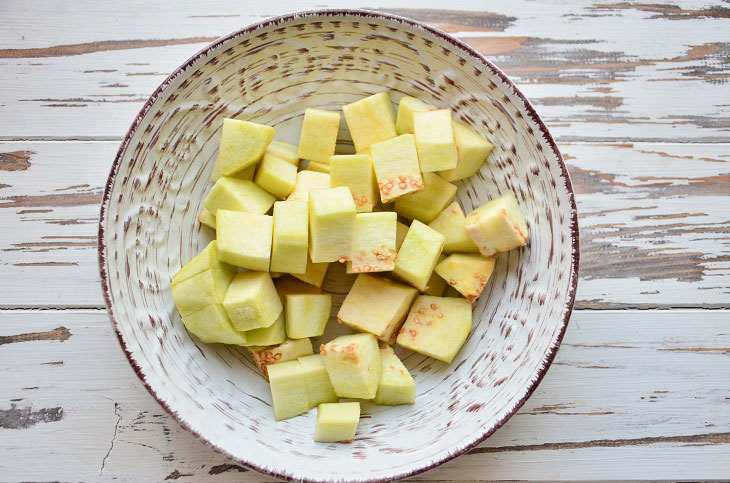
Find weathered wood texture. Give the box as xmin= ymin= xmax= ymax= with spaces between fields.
xmin=0 ymin=1 xmax=728 ymax=141
xmin=1 ymin=141 xmax=727 ymax=308
xmin=1 ymin=309 xmax=728 ymax=481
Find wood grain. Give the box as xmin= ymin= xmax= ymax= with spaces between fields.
xmin=1 ymin=141 xmax=727 ymax=309
xmin=0 ymin=309 xmax=727 ymax=480
xmin=0 ymin=1 xmax=728 ymax=141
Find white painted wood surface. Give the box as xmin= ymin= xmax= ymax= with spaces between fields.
xmin=1 ymin=0 xmax=729 ymax=481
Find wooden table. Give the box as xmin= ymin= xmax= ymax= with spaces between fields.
xmin=1 ymin=1 xmax=728 ymax=480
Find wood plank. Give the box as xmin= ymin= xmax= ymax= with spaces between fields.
xmin=2 ymin=141 xmax=728 ymax=308
xmin=0 ymin=1 xmax=728 ymax=141
xmin=0 ymin=309 xmax=727 ymax=481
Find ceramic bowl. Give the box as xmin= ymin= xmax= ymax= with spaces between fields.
xmin=98 ymin=9 xmax=578 ymax=482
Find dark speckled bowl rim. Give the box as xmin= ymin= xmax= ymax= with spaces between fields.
xmin=98 ymin=8 xmax=579 ymax=483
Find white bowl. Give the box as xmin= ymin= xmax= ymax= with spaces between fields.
xmin=99 ymin=9 xmax=579 ymax=482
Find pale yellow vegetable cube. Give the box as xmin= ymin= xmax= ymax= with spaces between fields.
xmin=308 ymin=187 xmax=356 ymax=263
xmin=216 ymin=118 xmax=275 ymax=176
xmin=395 ymin=96 xmax=435 ymax=135
xmin=428 ymin=201 xmax=479 ymax=253
xmin=216 ymin=210 xmax=272 ymax=271
xmin=171 ymin=267 xmax=233 ymax=317
xmin=285 ymin=294 xmax=332 ymax=338
xmin=373 ymin=345 xmax=415 ymax=405
xmin=270 ymin=201 xmax=309 ymax=274
xmin=435 ymin=254 xmax=495 ymax=303
xmin=223 ymin=272 xmax=282 ymax=331
xmin=347 ymin=212 xmax=397 ymax=273
xmin=314 ymin=402 xmax=360 ymax=443
xmin=342 ymin=91 xmax=397 ymax=153
xmin=254 ymin=152 xmax=297 ymax=199
xmin=245 ymin=312 xmax=286 ymax=347
xmin=197 ymin=208 xmax=216 ymax=229
xmin=321 ymin=333 xmax=381 ymax=399
xmin=182 ymin=304 xmax=248 ymax=346
xmin=439 ymin=120 xmax=494 ymax=181
xmin=396 ymin=295 xmax=472 ymax=363
xmin=267 ymin=140 xmax=299 ymax=165
xmin=299 ymin=354 xmax=338 ymax=409
xmin=465 ymin=193 xmax=528 ymax=256
xmin=287 ymin=170 xmax=331 ymax=202
xmin=298 ymin=108 xmax=341 ymax=163
xmin=203 ymin=177 xmax=275 ymax=215
xmin=393 ymin=220 xmax=444 ymax=291
xmin=370 ymin=134 xmax=423 ymax=203
xmin=413 ymin=109 xmax=458 ymax=172
xmin=394 ymin=172 xmax=456 ymax=223
xmin=171 ymin=241 xmax=223 ymax=285
xmin=268 ymin=360 xmax=309 ymax=421
xmin=330 ymin=154 xmax=377 ymax=213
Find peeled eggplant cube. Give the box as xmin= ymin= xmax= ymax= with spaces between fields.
xmin=216 ymin=210 xmax=273 ymax=271
xmin=428 ymin=201 xmax=479 ymax=253
xmin=299 ymin=354 xmax=338 ymax=409
xmin=439 ymin=120 xmax=494 ymax=182
xmin=321 ymin=333 xmax=381 ymax=399
xmin=373 ymin=345 xmax=415 ymax=405
xmin=330 ymin=154 xmax=377 ymax=213
xmin=413 ymin=109 xmax=458 ymax=172
xmin=268 ymin=360 xmax=310 ymax=421
xmin=395 ymin=96 xmax=435 ymax=135
xmin=465 ymin=193 xmax=528 ymax=256
xmin=298 ymin=108 xmax=341 ymax=163
xmin=171 ymin=240 xmax=222 ymax=286
xmin=270 ymin=201 xmax=309 ymax=275
xmin=254 ymin=151 xmax=297 ymax=199
xmin=394 ymin=172 xmax=456 ymax=224
xmin=347 ymin=212 xmax=397 ymax=273
xmin=342 ymin=91 xmax=397 ymax=153
xmin=287 ymin=170 xmax=331 ymax=202
xmin=182 ymin=304 xmax=248 ymax=346
xmin=171 ymin=266 xmax=232 ymax=317
xmin=245 ymin=311 xmax=286 ymax=347
xmin=223 ymin=272 xmax=282 ymax=331
xmin=285 ymin=294 xmax=332 ymax=338
xmin=435 ymin=253 xmax=495 ymax=303
xmin=203 ymin=177 xmax=275 ymax=215
xmin=396 ymin=295 xmax=472 ymax=364
xmin=370 ymin=134 xmax=423 ymax=203
xmin=216 ymin=118 xmax=275 ymax=177
xmin=338 ymin=274 xmax=417 ymax=343
xmin=249 ymin=337 xmax=313 ymax=381
xmin=308 ymin=187 xmax=356 ymax=263
xmin=393 ymin=220 xmax=444 ymax=291
xmin=267 ymin=140 xmax=299 ymax=166
xmin=314 ymin=402 xmax=360 ymax=443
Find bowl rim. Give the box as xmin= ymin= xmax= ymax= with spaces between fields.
xmin=98 ymin=8 xmax=579 ymax=482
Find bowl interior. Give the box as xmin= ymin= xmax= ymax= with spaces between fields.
xmin=100 ymin=10 xmax=577 ymax=483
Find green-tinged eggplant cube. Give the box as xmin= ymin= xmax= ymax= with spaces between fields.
xmin=216 ymin=118 xmax=275 ymax=176
xmin=439 ymin=120 xmax=494 ymax=181
xmin=223 ymin=272 xmax=282 ymax=331
xmin=270 ymin=201 xmax=309 ymax=275
xmin=394 ymin=172 xmax=456 ymax=223
xmin=330 ymin=154 xmax=377 ymax=213
xmin=267 ymin=140 xmax=299 ymax=166
xmin=298 ymin=108 xmax=341 ymax=163
xmin=287 ymin=170 xmax=331 ymax=202
xmin=370 ymin=134 xmax=423 ymax=203
xmin=314 ymin=402 xmax=360 ymax=443
xmin=337 ymin=274 xmax=417 ymax=343
xmin=197 ymin=208 xmax=216 ymax=229
xmin=268 ymin=360 xmax=309 ymax=421
xmin=321 ymin=333 xmax=381 ymax=399
xmin=413 ymin=109 xmax=458 ymax=172
xmin=435 ymin=254 xmax=495 ymax=303
xmin=373 ymin=345 xmax=415 ymax=405
xmin=396 ymin=295 xmax=472 ymax=363
xmin=285 ymin=294 xmax=332 ymax=338
xmin=171 ymin=266 xmax=233 ymax=317
xmin=393 ymin=220 xmax=444 ymax=291
xmin=342 ymin=91 xmax=397 ymax=153
xmin=203 ymin=177 xmax=275 ymax=215
xmin=423 ymin=255 xmax=448 ymax=296
xmin=249 ymin=337 xmax=313 ymax=381
xmin=181 ymin=304 xmax=248 ymax=346
xmin=465 ymin=193 xmax=528 ymax=256
xmin=309 ymin=187 xmax=356 ymax=263
xmin=254 ymin=151 xmax=297 ymax=199
xmin=245 ymin=311 xmax=286 ymax=346
xmin=395 ymin=96 xmax=435 ymax=135
xmin=171 ymin=241 xmax=222 ymax=285
xmin=347 ymin=212 xmax=397 ymax=273
xmin=428 ymin=201 xmax=479 ymax=253
xmin=216 ymin=210 xmax=273 ymax=271
xmin=299 ymin=354 xmax=338 ymax=409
